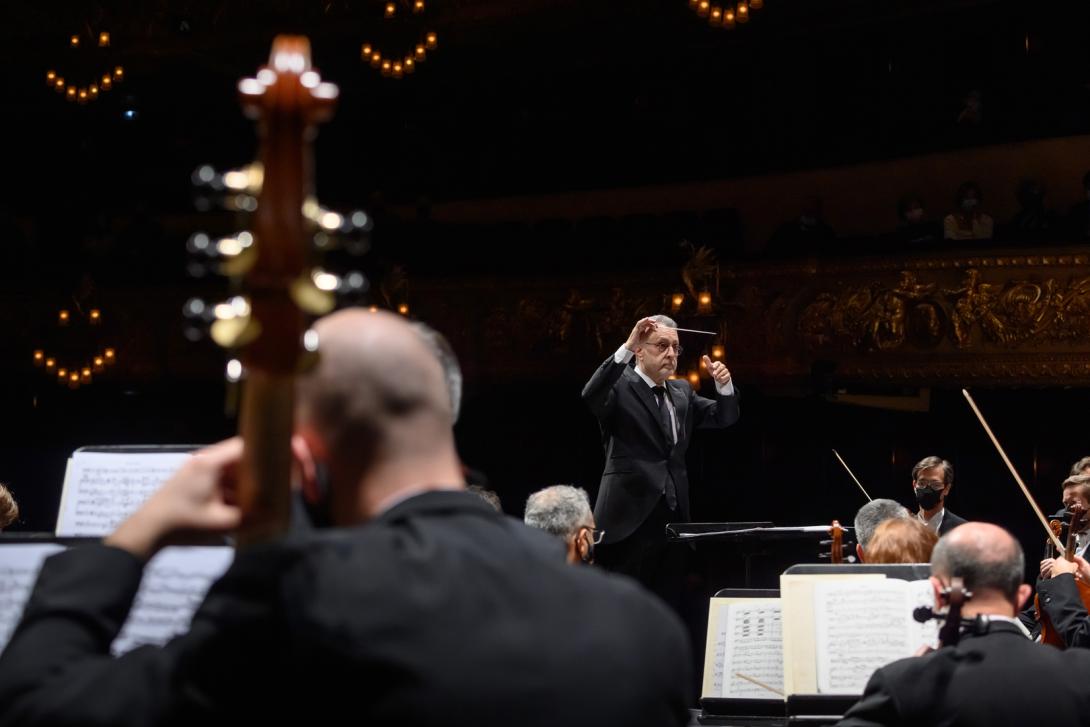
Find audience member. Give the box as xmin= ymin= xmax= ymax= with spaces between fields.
xmin=837 ymin=523 xmax=1090 ymax=726
xmin=891 ymin=195 xmax=940 ymax=247
xmin=767 ymin=196 xmax=837 ymax=256
xmin=853 ymin=498 xmax=911 ymax=563
xmin=0 ymin=309 xmax=691 ymax=727
xmin=943 ymin=181 xmax=994 ymax=241
xmin=1004 ymin=178 xmax=1058 ymax=244
xmin=0 ymin=484 xmax=18 ymax=530
xmin=524 ymin=485 xmax=601 ymax=565
xmin=864 ymin=517 xmax=938 ymax=564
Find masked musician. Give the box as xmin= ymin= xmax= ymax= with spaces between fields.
xmin=837 ymin=523 xmax=1090 ymax=726
xmin=0 ymin=310 xmax=691 ymax=727
xmin=911 ymin=456 xmax=967 ymax=536
xmin=524 ymin=485 xmax=602 ymax=565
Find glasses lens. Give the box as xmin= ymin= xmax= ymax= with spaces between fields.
xmin=917 ymin=479 xmax=945 ymax=490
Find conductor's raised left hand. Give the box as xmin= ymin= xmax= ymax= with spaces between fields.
xmin=702 ymin=355 xmax=731 ymax=387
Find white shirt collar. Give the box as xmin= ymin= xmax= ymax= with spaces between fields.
xmin=918 ymin=508 xmax=945 ymax=533
xmin=633 ymin=364 xmax=664 ymax=389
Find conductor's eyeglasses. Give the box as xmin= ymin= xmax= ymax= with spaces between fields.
xmin=648 ymin=341 xmax=683 ymax=356
xmin=915 ymin=478 xmax=946 ymax=491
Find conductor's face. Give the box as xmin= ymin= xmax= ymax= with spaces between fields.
xmin=636 ymin=328 xmax=680 ymax=384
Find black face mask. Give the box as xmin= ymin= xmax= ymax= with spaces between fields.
xmin=915 ymin=486 xmax=943 ymax=511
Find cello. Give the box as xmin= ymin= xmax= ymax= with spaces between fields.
xmin=202 ymin=37 xmax=339 ymax=543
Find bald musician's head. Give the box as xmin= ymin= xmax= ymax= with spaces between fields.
xmin=296 ymin=309 xmax=464 ymax=523
xmin=929 ymin=522 xmax=1031 ymax=618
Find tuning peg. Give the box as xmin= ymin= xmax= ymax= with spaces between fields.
xmin=182 ymin=297 xmax=217 ymax=341
xmin=209 ymin=296 xmax=261 ymax=349
xmin=192 ymin=164 xmax=263 ymax=212
xmin=186 ymin=231 xmax=256 ymax=278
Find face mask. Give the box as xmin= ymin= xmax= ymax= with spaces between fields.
xmin=915 ymin=486 xmax=943 ymax=511
xmin=961 ymin=198 xmax=978 ymax=211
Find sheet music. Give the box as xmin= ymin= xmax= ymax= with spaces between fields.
xmin=56 ymin=451 xmax=192 ymax=536
xmin=0 ymin=544 xmax=65 ymax=652
xmin=721 ymin=602 xmax=783 ymax=698
xmin=813 ymin=579 xmax=937 ymax=694
xmin=112 ymin=546 xmax=234 ymax=655
xmin=708 ymin=602 xmax=730 ymax=697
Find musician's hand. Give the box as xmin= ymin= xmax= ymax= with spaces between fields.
xmin=913 ymin=644 xmax=935 ymax=657
xmin=1041 ymin=558 xmax=1056 ymax=580
xmin=1049 ymin=557 xmax=1079 ymax=579
xmin=625 ymin=317 xmax=658 ymax=352
xmin=1074 ymin=555 xmax=1090 ymax=583
xmin=702 ymin=355 xmax=732 ymax=387
xmin=106 ymin=438 xmax=243 ymax=561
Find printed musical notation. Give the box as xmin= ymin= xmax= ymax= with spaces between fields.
xmin=708 ymin=600 xmax=784 ymax=699
xmin=813 ymin=579 xmax=938 ymax=695
xmin=111 ymin=546 xmax=233 ymax=655
xmin=0 ymin=544 xmax=65 ymax=651
xmin=55 ymin=451 xmax=192 ymax=537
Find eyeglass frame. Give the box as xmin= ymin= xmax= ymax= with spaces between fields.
xmin=646 ymin=341 xmax=683 ymax=356
xmin=914 ymin=478 xmax=948 ymax=492
xmin=581 ymin=526 xmax=606 ymax=545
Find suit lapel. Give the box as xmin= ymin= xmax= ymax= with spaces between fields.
xmin=627 ymin=372 xmax=673 ymax=448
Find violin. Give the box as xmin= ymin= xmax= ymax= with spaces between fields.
xmin=819 ymin=520 xmax=851 ymax=563
xmin=1038 ymin=504 xmax=1090 ymax=648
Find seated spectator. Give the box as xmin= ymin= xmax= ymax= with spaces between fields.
xmin=467 ymin=484 xmax=502 ymax=513
xmin=865 ymin=517 xmax=938 ymax=564
xmin=524 ymin=485 xmax=601 ymax=565
xmin=766 ymin=196 xmax=837 ymax=257
xmin=853 ymin=498 xmax=911 ymax=563
xmin=0 ymin=310 xmax=691 ymax=727
xmin=1004 ymin=178 xmax=1058 ymax=244
xmin=0 ymin=483 xmax=18 ymax=530
xmin=1065 ymin=171 xmax=1090 ymax=242
xmin=943 ymin=181 xmax=994 ymax=241
xmin=891 ymin=195 xmax=940 ymax=248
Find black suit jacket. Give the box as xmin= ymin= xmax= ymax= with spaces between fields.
xmin=582 ymin=355 xmax=740 ymax=544
xmin=938 ymin=509 xmax=968 ymax=536
xmin=0 ymin=491 xmax=691 ymax=727
xmin=1037 ymin=573 xmax=1090 ymax=649
xmin=836 ymin=621 xmax=1090 ymax=726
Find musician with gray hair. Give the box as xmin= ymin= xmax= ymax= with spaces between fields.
xmin=524 ymin=485 xmax=601 ymax=565
xmin=852 ymin=498 xmax=911 ymax=563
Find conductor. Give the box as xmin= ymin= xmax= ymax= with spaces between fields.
xmin=583 ymin=315 xmax=740 ymax=601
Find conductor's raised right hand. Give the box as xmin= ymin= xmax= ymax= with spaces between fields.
xmin=106 ymin=438 xmax=244 ymax=561
xmin=625 ymin=317 xmax=659 ymax=352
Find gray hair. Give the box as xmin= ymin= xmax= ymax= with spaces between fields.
xmin=931 ymin=525 xmax=1024 ymax=600
xmin=524 ymin=485 xmax=593 ymax=539
xmin=467 ymin=484 xmax=502 ymax=513
xmin=1070 ymin=456 xmax=1090 ymax=477
xmin=411 ymin=321 xmax=463 ymax=423
xmin=912 ymin=456 xmax=954 ymax=486
xmin=1062 ymin=473 xmax=1090 ymax=499
xmin=853 ymin=498 xmax=911 ymax=549
xmin=649 ymin=314 xmax=677 ymax=328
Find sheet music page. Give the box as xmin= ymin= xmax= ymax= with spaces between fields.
xmin=721 ymin=601 xmax=783 ymax=698
xmin=906 ymin=578 xmax=940 ymax=651
xmin=0 ymin=543 xmax=66 ymax=652
xmin=703 ymin=600 xmax=731 ymax=698
xmin=813 ymin=579 xmax=916 ymax=694
xmin=111 ymin=546 xmax=233 ymax=655
xmin=55 ymin=451 xmax=192 ymax=537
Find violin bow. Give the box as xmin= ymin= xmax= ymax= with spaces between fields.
xmin=832 ymin=449 xmax=873 ymax=502
xmin=962 ymin=388 xmax=1064 ymax=552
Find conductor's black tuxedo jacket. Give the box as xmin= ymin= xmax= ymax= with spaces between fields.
xmin=582 ymin=355 xmax=740 ymax=544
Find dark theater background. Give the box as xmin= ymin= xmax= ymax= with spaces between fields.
xmin=3 ymin=0 xmax=1090 ymax=656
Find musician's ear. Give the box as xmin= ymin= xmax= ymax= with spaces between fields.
xmin=855 ymin=543 xmax=865 ymax=563
xmin=291 ymin=435 xmax=319 ymax=503
xmin=1015 ymin=583 xmax=1032 ymax=611
xmin=929 ymin=576 xmax=945 ymax=609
